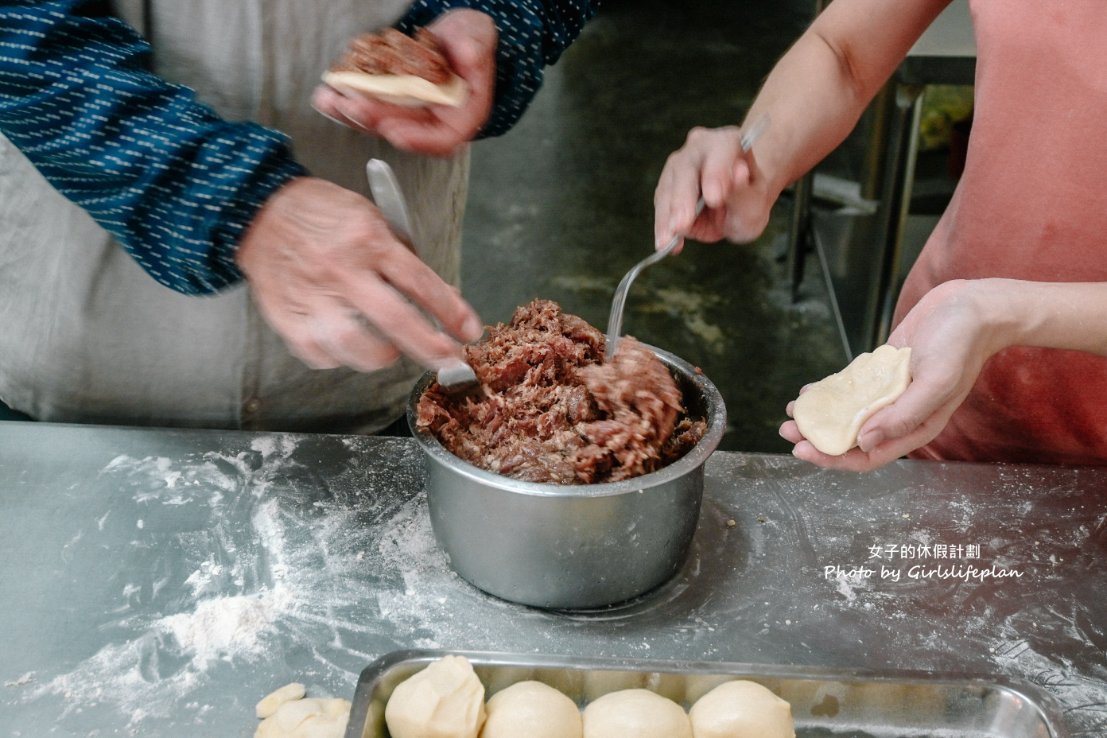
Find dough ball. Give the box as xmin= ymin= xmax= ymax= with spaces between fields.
xmin=254 ymin=697 xmax=351 ymax=738
xmin=385 ymin=655 xmax=487 ymax=738
xmin=256 ymin=682 xmax=307 ymax=719
xmin=793 ymin=344 xmax=911 ymax=456
xmin=688 ymin=680 xmax=794 ymax=738
xmin=582 ymin=688 xmax=691 ymax=738
xmin=480 ymin=681 xmax=582 ymax=738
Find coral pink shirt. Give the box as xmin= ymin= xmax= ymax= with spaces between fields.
xmin=894 ymin=0 xmax=1107 ymax=464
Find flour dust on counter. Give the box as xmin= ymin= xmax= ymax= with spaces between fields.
xmin=702 ymin=454 xmax=1107 ymax=733
xmin=8 ymin=429 xmax=1104 ymax=735
xmin=18 ymin=431 xmax=717 ymax=736
xmin=14 ymin=436 xmax=450 ymax=734
xmin=12 ymin=432 xmax=716 ymax=735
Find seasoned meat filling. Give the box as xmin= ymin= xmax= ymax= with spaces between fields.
xmin=416 ymin=300 xmax=707 ymax=484
xmin=329 ymin=27 xmax=452 ymax=84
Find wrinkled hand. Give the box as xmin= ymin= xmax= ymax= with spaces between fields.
xmin=653 ymin=124 xmax=773 ymax=252
xmin=312 ymin=9 xmax=497 ymax=157
xmin=236 ymin=177 xmax=482 ymax=372
xmin=779 ymin=279 xmax=1008 ymax=472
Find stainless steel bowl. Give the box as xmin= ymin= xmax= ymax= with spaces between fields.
xmin=406 ymin=344 xmax=726 ymax=609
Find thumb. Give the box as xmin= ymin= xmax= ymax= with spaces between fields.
xmin=435 ymin=11 xmax=496 ymax=76
xmin=856 ymin=380 xmax=941 ymax=453
xmin=856 ymin=402 xmax=917 ymax=454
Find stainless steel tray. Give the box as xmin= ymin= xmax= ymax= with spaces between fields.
xmin=345 ymin=650 xmax=1068 ymax=738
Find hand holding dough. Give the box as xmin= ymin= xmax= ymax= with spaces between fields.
xmin=582 ymin=688 xmax=692 ymax=738
xmin=480 ymin=681 xmax=582 ymax=738
xmin=321 ymin=27 xmax=467 ymax=107
xmin=385 ymin=654 xmax=487 ymax=738
xmin=792 ymin=345 xmax=911 ymax=456
xmin=689 ymin=680 xmax=795 ymax=738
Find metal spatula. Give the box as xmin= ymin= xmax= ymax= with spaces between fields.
xmin=604 ymin=114 xmax=770 ymax=361
xmin=366 ymin=159 xmax=479 ymax=392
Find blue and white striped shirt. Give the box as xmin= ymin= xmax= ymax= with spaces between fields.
xmin=0 ymin=0 xmax=598 ymax=294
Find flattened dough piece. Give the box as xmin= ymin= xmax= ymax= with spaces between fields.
xmin=793 ymin=345 xmax=911 ymax=456
xmin=384 ymin=654 xmax=487 ymax=738
xmin=689 ymin=679 xmax=795 ymax=738
xmin=582 ymin=689 xmax=691 ymax=738
xmin=321 ymin=70 xmax=467 ymax=107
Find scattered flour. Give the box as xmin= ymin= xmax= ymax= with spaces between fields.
xmin=156 ymin=589 xmax=289 ymax=669
xmin=4 ymin=673 xmax=35 ymax=688
xmin=21 ymin=437 xmax=499 ymax=731
xmin=15 ymin=440 xmax=1105 ymax=736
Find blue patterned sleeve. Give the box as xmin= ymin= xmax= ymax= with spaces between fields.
xmin=398 ymin=0 xmax=601 ymax=137
xmin=0 ymin=0 xmax=307 ymax=294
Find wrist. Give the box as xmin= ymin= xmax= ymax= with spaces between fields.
xmin=235 ymin=176 xmax=313 ymax=269
xmin=967 ymin=278 xmax=1038 ymax=355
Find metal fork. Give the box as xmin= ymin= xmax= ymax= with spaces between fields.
xmin=366 ymin=159 xmax=479 ymax=392
xmin=604 ymin=114 xmax=771 ymax=361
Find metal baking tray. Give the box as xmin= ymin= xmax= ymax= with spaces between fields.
xmin=345 ymin=649 xmax=1068 ymax=738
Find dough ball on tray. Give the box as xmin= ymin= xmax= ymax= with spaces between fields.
xmin=582 ymin=688 xmax=691 ymax=738
xmin=689 ymin=679 xmax=795 ymax=738
xmin=480 ymin=680 xmax=582 ymax=738
xmin=385 ymin=655 xmax=487 ymax=738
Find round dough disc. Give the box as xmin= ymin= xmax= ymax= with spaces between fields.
xmin=480 ymin=681 xmax=582 ymax=738
xmin=384 ymin=655 xmax=487 ymax=738
xmin=582 ymin=688 xmax=691 ymax=738
xmin=793 ymin=344 xmax=911 ymax=456
xmin=688 ymin=680 xmax=795 ymax=738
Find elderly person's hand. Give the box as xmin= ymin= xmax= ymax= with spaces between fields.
xmin=653 ymin=123 xmax=774 ymax=253
xmin=779 ymin=279 xmax=1008 ymax=471
xmin=311 ymin=10 xmax=497 ymax=157
xmin=236 ymin=176 xmax=482 ymax=373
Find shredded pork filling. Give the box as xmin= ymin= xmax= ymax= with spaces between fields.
xmin=416 ymin=299 xmax=707 ymax=484
xmin=329 ymin=27 xmax=452 ymax=83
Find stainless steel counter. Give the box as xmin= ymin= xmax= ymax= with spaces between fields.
xmin=1 ymin=422 xmax=1104 ymax=736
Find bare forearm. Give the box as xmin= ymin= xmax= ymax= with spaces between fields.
xmin=743 ymin=0 xmax=952 ymax=199
xmin=742 ymin=33 xmax=867 ymax=199
xmin=979 ymin=279 xmax=1107 ymax=357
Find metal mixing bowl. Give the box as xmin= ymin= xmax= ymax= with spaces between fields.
xmin=406 ymin=344 xmax=726 ymax=610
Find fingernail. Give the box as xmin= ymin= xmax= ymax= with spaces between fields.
xmin=659 ymin=223 xmax=677 ymax=248
xmin=462 ymin=314 xmax=483 ymax=341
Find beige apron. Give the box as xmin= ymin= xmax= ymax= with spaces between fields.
xmin=0 ymin=0 xmax=468 ymax=433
